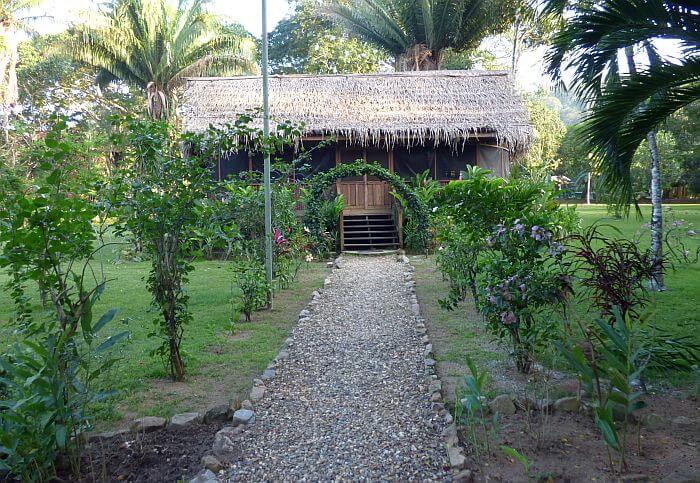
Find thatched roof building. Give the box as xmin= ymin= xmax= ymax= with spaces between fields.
xmin=179 ymin=70 xmax=533 ymax=157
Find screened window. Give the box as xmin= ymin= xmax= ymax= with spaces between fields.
xmin=219 ymin=151 xmax=249 ymax=180
xmin=296 ymin=143 xmax=336 ymax=179
xmin=435 ymin=145 xmax=476 ymax=180
xmin=478 ymin=145 xmax=507 ymax=177
xmin=394 ymin=146 xmax=433 ymax=179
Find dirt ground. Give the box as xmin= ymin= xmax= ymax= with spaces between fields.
xmin=462 ymin=393 xmax=699 ymax=482
xmin=53 ymin=421 xmax=228 ymax=482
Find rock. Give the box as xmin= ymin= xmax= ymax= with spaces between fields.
xmin=443 ymin=424 xmax=459 ymax=446
xmin=250 ymin=386 xmax=265 ymax=402
xmin=454 ymin=469 xmax=474 ymax=482
xmin=424 ymin=358 xmax=436 ymax=367
xmin=261 ymin=369 xmax=276 ymax=380
xmin=168 ymin=412 xmax=203 ymax=431
xmin=240 ymin=399 xmax=253 ymax=410
xmin=212 ymin=426 xmax=242 ymax=456
xmin=612 ymin=404 xmax=638 ymax=423
xmin=276 ymin=350 xmax=289 ymax=360
xmin=429 ymin=380 xmax=442 ymax=394
xmin=232 ymin=409 xmax=255 ymax=426
xmin=130 ymin=416 xmax=166 ymax=433
xmin=299 ymin=309 xmax=311 ymax=318
xmin=91 ymin=429 xmax=130 ymax=441
xmin=189 ymin=469 xmax=219 ymax=483
xmin=641 ymin=413 xmax=665 ymax=429
xmin=671 ymin=416 xmax=697 ymax=429
xmin=326 ymin=261 xmax=333 ymax=268
xmin=201 ymin=455 xmax=223 ymax=473
xmin=490 ymin=394 xmax=516 ymax=415
xmin=444 ymin=413 xmax=453 ymax=424
xmin=430 ymin=392 xmax=442 ymax=402
xmin=447 ymin=445 xmax=466 ymax=469
xmin=204 ymin=405 xmax=231 ymax=424
xmin=553 ymin=397 xmax=580 ymax=412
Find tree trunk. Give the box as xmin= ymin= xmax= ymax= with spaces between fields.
xmin=586 ymin=172 xmax=592 ymax=204
xmin=624 ymin=46 xmax=665 ymax=291
xmin=511 ymin=14 xmax=521 ymax=73
xmin=1 ymin=20 xmax=19 ymax=157
xmin=647 ymin=129 xmax=665 ymax=290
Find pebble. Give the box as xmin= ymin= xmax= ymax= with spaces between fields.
xmin=228 ymin=256 xmax=448 ymax=480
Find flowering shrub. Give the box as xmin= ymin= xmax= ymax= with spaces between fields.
xmin=479 ymin=219 xmax=572 ymax=372
xmin=435 ymin=166 xmax=578 ymax=372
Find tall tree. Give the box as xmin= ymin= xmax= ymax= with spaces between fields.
xmin=68 ymin=0 xmax=258 ymax=120
xmin=323 ymin=0 xmax=510 ymax=71
xmin=270 ymin=0 xmax=386 ymax=74
xmin=546 ymin=0 xmax=699 ymax=291
xmin=0 ymin=0 xmax=44 ymax=150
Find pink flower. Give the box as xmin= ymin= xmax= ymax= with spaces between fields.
xmin=273 ymin=228 xmax=287 ymax=245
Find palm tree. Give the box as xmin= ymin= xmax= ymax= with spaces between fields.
xmin=69 ymin=0 xmax=258 ymax=120
xmin=1 ymin=0 xmax=44 ymax=148
xmin=322 ymin=0 xmax=508 ymax=71
xmin=545 ymin=0 xmax=699 ymax=291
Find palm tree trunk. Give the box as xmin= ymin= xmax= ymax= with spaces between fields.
xmin=647 ymin=128 xmax=665 ymax=290
xmin=624 ymin=46 xmax=665 ymax=291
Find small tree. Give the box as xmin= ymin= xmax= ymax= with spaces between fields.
xmin=110 ymin=118 xmax=216 ymax=381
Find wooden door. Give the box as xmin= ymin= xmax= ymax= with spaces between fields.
xmin=336 ymin=147 xmax=392 ymax=213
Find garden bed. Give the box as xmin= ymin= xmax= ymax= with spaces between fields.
xmin=411 ymin=246 xmax=700 ymax=481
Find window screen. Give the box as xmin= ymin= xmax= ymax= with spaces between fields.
xmin=435 ymin=145 xmax=476 ymax=180
xmin=478 ymin=145 xmax=505 ymax=177
xmin=219 ymin=151 xmax=249 ymax=180
xmin=394 ymin=147 xmax=433 ymax=179
xmin=297 ymin=144 xmax=336 ymax=179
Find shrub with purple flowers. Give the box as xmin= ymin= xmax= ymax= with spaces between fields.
xmin=479 ymin=217 xmax=574 ymax=373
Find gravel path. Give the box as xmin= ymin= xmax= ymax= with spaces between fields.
xmin=229 ymin=255 xmax=450 ymax=481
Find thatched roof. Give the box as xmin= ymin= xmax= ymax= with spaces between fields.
xmin=179 ymin=70 xmax=534 ymax=156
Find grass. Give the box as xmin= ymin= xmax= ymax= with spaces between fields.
xmin=412 ymin=204 xmax=700 ymax=399
xmin=0 ymin=256 xmax=329 ymax=429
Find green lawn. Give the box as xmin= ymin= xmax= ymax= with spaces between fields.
xmin=413 ymin=203 xmax=700 ymax=400
xmin=0 ymin=257 xmax=329 ymax=428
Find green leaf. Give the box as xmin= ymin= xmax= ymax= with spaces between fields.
xmin=94 ymin=331 xmax=129 ymax=353
xmin=93 ymin=308 xmax=118 ymax=334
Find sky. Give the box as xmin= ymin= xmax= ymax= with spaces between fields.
xmin=31 ymin=0 xmax=550 ymax=90
xmin=32 ymin=0 xmax=292 ymax=37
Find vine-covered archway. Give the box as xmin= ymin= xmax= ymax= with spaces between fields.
xmin=303 ymin=161 xmax=430 ymax=251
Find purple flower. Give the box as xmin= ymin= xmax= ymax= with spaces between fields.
xmin=487 ymin=295 xmax=497 ymax=304
xmin=519 ymin=283 xmax=526 ymax=292
xmin=500 ymin=311 xmax=517 ymax=325
xmin=496 ymin=223 xmax=506 ymax=236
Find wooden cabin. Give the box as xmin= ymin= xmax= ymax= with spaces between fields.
xmin=180 ymin=71 xmax=533 ymax=250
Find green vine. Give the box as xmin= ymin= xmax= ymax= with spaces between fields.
xmin=303 ymin=161 xmax=430 ymax=252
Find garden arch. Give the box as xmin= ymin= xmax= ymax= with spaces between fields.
xmin=303 ymin=161 xmax=430 ymax=251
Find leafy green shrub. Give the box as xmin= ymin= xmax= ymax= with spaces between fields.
xmin=0 ymin=117 xmax=126 ymax=479
xmin=435 ymin=166 xmax=578 ymax=372
xmin=479 ymin=218 xmax=573 ymax=373
xmin=109 ymin=118 xmax=216 ymax=381
xmin=320 ymin=194 xmax=345 ymax=250
xmin=556 ymin=309 xmax=648 ymax=473
xmin=232 ymin=259 xmax=270 ymax=322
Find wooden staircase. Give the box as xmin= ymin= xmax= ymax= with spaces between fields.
xmin=341 ymin=213 xmax=399 ymax=251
